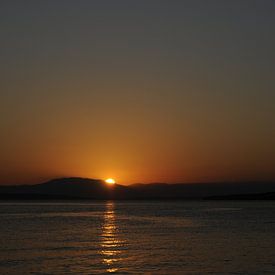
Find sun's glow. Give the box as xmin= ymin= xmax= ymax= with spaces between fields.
xmin=105 ymin=178 xmax=116 ymax=185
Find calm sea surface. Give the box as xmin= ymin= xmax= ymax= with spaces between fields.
xmin=0 ymin=201 xmax=274 ymax=274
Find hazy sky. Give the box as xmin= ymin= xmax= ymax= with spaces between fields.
xmin=1 ymin=0 xmax=275 ymax=184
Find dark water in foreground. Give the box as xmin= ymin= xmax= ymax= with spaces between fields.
xmin=0 ymin=201 xmax=274 ymax=274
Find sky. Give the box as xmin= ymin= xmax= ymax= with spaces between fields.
xmin=0 ymin=0 xmax=275 ymax=185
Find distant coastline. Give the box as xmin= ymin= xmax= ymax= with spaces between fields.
xmin=204 ymin=192 xmax=275 ymax=200
xmin=0 ymin=177 xmax=275 ymax=201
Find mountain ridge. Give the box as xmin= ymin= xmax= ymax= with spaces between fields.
xmin=0 ymin=177 xmax=275 ymax=200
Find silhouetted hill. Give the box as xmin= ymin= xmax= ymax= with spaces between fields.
xmin=0 ymin=177 xmax=275 ymax=200
xmin=0 ymin=178 xmax=133 ymax=200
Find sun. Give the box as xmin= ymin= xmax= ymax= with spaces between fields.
xmin=105 ymin=178 xmax=116 ymax=185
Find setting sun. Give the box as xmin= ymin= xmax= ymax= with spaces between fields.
xmin=105 ymin=178 xmax=116 ymax=185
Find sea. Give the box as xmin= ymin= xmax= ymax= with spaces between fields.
xmin=0 ymin=201 xmax=274 ymax=274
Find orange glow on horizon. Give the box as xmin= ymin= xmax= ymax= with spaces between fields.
xmin=105 ymin=178 xmax=116 ymax=185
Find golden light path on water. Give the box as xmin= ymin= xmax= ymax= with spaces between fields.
xmin=100 ymin=202 xmax=124 ymax=273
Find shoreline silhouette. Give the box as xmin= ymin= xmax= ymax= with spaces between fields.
xmin=0 ymin=177 xmax=274 ymax=200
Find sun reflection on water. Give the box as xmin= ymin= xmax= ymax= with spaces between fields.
xmin=100 ymin=201 xmax=123 ymax=273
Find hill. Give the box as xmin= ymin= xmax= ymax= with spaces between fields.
xmin=0 ymin=178 xmax=132 ymax=200
xmin=0 ymin=177 xmax=275 ymax=200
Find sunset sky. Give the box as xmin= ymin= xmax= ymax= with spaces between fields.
xmin=1 ymin=0 xmax=275 ymax=185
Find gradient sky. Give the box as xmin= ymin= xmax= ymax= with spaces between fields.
xmin=1 ymin=0 xmax=275 ymax=185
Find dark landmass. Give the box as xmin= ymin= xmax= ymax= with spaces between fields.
xmin=205 ymin=192 xmax=275 ymax=200
xmin=0 ymin=177 xmax=275 ymax=200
